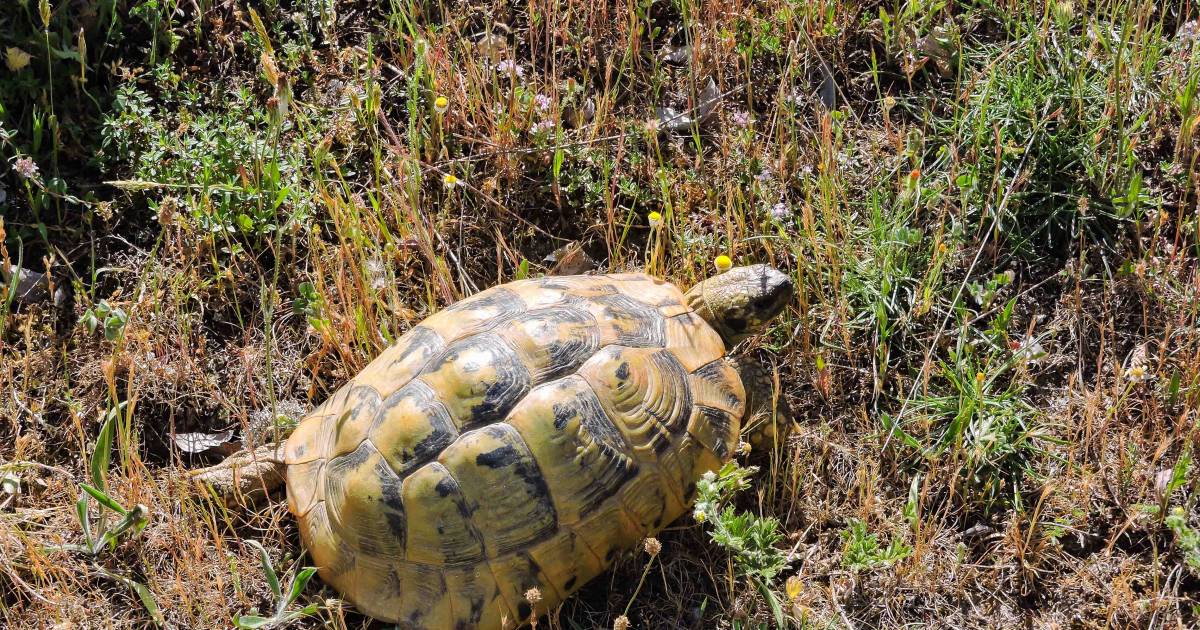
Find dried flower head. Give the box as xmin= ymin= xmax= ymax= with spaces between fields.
xmin=642 ymin=537 xmax=661 ymax=557
xmin=524 ymin=587 xmax=542 ymax=604
xmin=5 ymin=47 xmax=32 ymax=72
xmin=737 ymin=441 xmax=752 ymax=456
xmin=613 ymin=615 xmax=630 ymax=630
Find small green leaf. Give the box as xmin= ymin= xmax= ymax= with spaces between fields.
xmin=75 ymin=492 xmax=92 ymax=546
xmin=80 ymin=483 xmax=127 ymax=516
xmin=129 ymin=578 xmax=165 ymax=626
xmin=233 ymin=614 xmax=271 ymax=629
xmin=246 ymin=540 xmax=282 ymax=600
xmin=286 ymin=567 xmax=318 ymax=606
xmin=754 ymin=577 xmax=785 ymax=629
xmin=91 ymin=407 xmax=117 ymax=489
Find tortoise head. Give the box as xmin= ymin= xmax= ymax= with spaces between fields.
xmin=685 ymin=264 xmax=793 ymax=347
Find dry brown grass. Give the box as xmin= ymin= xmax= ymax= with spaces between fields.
xmin=2 ymin=0 xmax=1199 ymax=628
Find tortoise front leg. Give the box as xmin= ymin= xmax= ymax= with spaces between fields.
xmin=189 ymin=443 xmax=286 ymax=507
xmin=731 ymin=356 xmax=793 ymax=454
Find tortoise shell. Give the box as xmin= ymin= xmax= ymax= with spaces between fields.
xmin=282 ymin=273 xmax=745 ymax=628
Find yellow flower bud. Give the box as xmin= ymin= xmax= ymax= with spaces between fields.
xmin=714 ymin=255 xmax=733 ymax=272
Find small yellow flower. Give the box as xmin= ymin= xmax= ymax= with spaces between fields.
xmin=737 ymin=441 xmax=751 ymax=456
xmin=5 ymin=47 xmax=32 ymax=72
xmin=714 ymin=255 xmax=733 ymax=272
xmin=693 ymin=509 xmax=707 ymax=523
xmin=434 ymin=95 xmax=449 ymax=114
xmin=786 ymin=575 xmax=803 ymax=601
xmin=647 ymin=211 xmax=662 ymax=227
xmin=442 ymin=173 xmax=459 ymax=188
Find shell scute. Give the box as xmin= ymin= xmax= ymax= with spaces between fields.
xmin=437 ymin=423 xmax=558 ymax=557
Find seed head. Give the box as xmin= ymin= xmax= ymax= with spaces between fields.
xmin=524 ymin=587 xmax=542 ymax=604
xmin=642 ymin=537 xmax=661 ymax=557
xmin=613 ymin=615 xmax=630 ymax=630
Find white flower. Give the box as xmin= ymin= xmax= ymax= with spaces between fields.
xmin=495 ymin=60 xmax=524 ymax=79
xmin=1124 ymin=365 xmax=1151 ymax=383
xmin=731 ymin=110 xmax=751 ymax=127
xmin=770 ymin=202 xmax=792 ymax=221
xmin=534 ymin=93 xmax=551 ymax=112
xmin=530 ymin=119 xmax=554 ymax=135
xmin=12 ymin=156 xmax=38 ymax=179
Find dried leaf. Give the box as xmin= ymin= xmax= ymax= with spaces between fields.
xmin=657 ymin=78 xmax=721 ymax=133
xmin=661 ymin=43 xmax=691 ymax=65
xmin=175 ymin=430 xmax=235 ymax=454
xmin=542 ymin=242 xmax=596 ymax=276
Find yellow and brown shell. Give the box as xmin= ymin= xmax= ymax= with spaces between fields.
xmin=283 ymin=273 xmax=744 ymax=629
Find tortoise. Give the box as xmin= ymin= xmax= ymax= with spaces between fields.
xmin=193 ymin=264 xmax=793 ymax=629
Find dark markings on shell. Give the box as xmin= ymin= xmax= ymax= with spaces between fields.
xmin=470 ymin=424 xmax=558 ymax=554
xmin=693 ymin=358 xmax=743 ymax=410
xmin=564 ymin=575 xmax=577 ymax=590
xmin=521 ymin=305 xmax=601 ymax=381
xmin=429 ymin=333 xmax=533 ymax=430
xmin=391 ymin=325 xmax=444 ymax=369
xmin=549 ymin=383 xmax=639 ymax=515
xmin=615 ymin=361 xmax=630 ymax=380
xmin=376 ymin=458 xmax=407 ymax=551
xmin=434 ymin=476 xmax=457 ymax=497
xmin=649 ymin=350 xmax=693 ymax=435
xmin=374 ymin=380 xmax=458 ymax=478
xmin=694 ymin=405 xmax=735 ymax=459
xmin=591 ymin=293 xmax=665 ymax=347
xmin=423 ymin=463 xmax=488 ymax=565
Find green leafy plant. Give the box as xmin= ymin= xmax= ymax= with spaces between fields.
xmin=694 ymin=461 xmax=789 ymax=626
xmin=233 ymin=540 xmax=320 ymax=629
xmin=1164 ymin=507 xmax=1200 ymax=575
xmin=80 ymin=299 xmax=128 ymax=341
xmin=839 ymin=518 xmax=912 ymax=572
xmin=55 ymin=405 xmax=149 ymax=556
